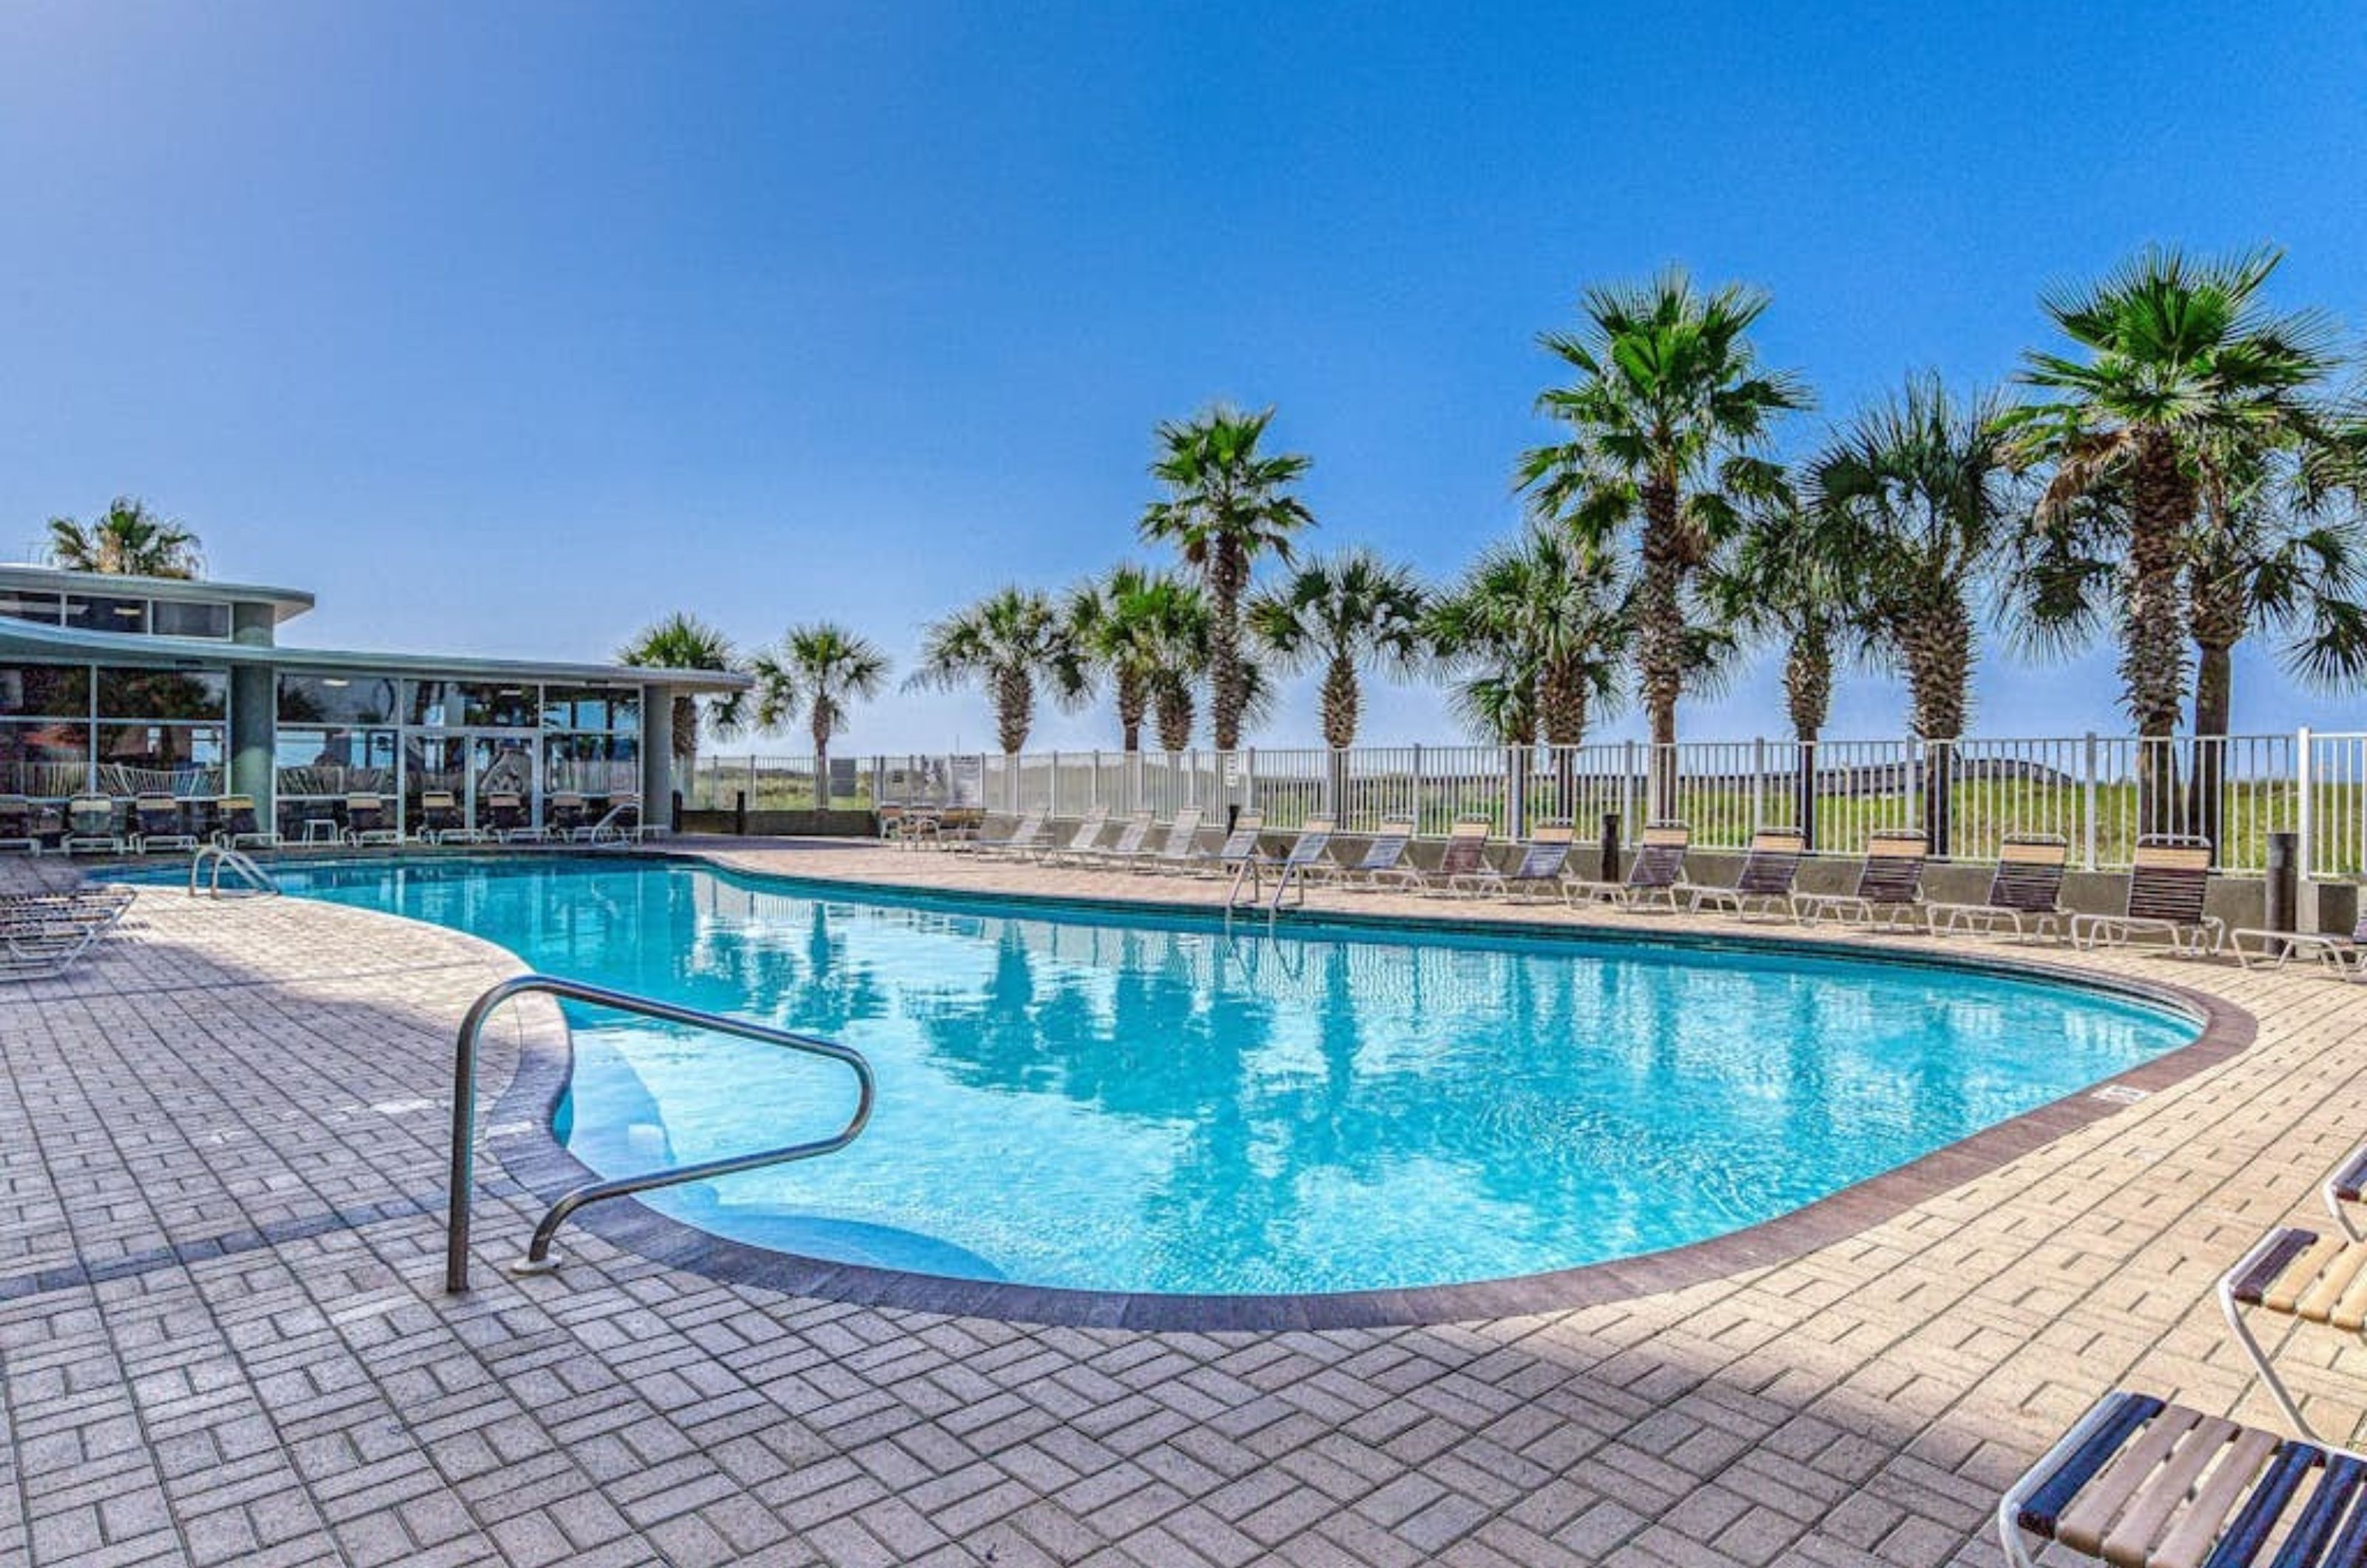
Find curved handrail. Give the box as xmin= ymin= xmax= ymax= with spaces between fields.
xmin=188 ymin=844 xmax=279 ymax=898
xmin=444 ymin=974 xmax=875 ymax=1292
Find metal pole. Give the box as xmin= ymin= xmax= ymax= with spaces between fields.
xmin=2266 ymin=831 xmax=2297 ymax=937
xmin=2081 ymin=732 xmax=2099 ymax=872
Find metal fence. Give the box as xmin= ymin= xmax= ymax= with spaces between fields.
xmin=672 ymin=729 xmax=2367 ymax=877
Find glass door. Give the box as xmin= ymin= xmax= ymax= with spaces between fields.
xmin=405 ymin=734 xmax=467 ymax=837
xmin=471 ymin=733 xmax=537 ymax=833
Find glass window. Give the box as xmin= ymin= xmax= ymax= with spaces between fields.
xmin=541 ymin=685 xmax=604 ymax=731
xmin=608 ymin=691 xmax=641 ymax=731
xmin=0 ymin=663 xmax=90 ymax=718
xmin=274 ymin=727 xmax=397 ymax=796
xmin=460 ymin=681 xmax=538 ymax=729
xmin=544 ymin=732 xmax=640 ymax=794
xmin=96 ymin=724 xmax=225 ymax=794
xmin=0 ymin=590 xmax=61 ymax=625
xmin=152 ymin=600 xmax=231 ymax=638
xmin=96 ymin=667 xmax=227 ymax=720
xmin=63 ymin=595 xmax=149 ymax=635
xmin=405 ymin=680 xmax=453 ymax=728
xmin=0 ymin=722 xmax=92 ymax=797
xmin=277 ymin=673 xmax=401 ymax=726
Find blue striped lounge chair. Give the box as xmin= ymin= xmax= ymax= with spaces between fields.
xmin=1184 ymin=808 xmax=1266 ymax=877
xmin=2071 ymin=834 xmax=2224 ymax=956
xmin=1451 ymin=820 xmax=1576 ymax=900
xmin=1232 ymin=814 xmax=1335 ymax=910
xmin=1306 ymin=814 xmax=1418 ymax=891
xmin=1036 ymin=803 xmax=1112 ymax=865
xmin=1567 ymin=821 xmax=1689 ymax=912
xmin=1121 ymin=806 xmax=1204 ymax=873
xmin=1076 ymin=809 xmax=1155 ymax=868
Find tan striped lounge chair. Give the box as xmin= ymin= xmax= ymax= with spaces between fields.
xmin=1451 ymin=820 xmax=1576 ymax=900
xmin=1681 ymin=828 xmax=1806 ymax=920
xmin=1997 ymin=1387 xmax=2367 ymax=1567
xmin=1406 ymin=815 xmax=1495 ymax=896
xmin=0 ymin=794 xmax=39 ymax=853
xmin=1792 ymin=830 xmax=1928 ymax=930
xmin=61 ymin=796 xmax=122 ymax=855
xmin=1036 ymin=803 xmax=1112 ymax=865
xmin=131 ymin=793 xmax=197 ymax=854
xmin=343 ymin=793 xmax=401 ymax=846
xmin=2071 ymin=834 xmax=2224 ymax=956
xmin=1567 ymin=821 xmax=1689 ymax=911
xmin=211 ymin=794 xmax=280 ymax=851
xmin=1928 ymin=834 xmax=2071 ymax=942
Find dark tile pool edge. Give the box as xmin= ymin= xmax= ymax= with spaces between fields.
xmin=470 ymin=873 xmax=2258 ymax=1331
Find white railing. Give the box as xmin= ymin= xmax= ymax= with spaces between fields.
xmin=669 ymin=729 xmax=2367 ymax=876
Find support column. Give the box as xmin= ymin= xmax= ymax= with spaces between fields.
xmin=641 ymin=686 xmax=675 ymax=830
xmin=229 ymin=662 xmax=274 ymax=819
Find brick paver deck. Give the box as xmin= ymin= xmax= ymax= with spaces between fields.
xmin=1 ymin=837 xmax=2361 ymax=1566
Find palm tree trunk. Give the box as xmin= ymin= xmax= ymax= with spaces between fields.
xmin=995 ymin=669 xmax=1034 ymax=757
xmin=1209 ymin=538 xmax=1247 ymax=753
xmin=2127 ymin=431 xmax=2195 ymax=837
xmin=1638 ymin=479 xmax=1686 ymax=819
xmin=811 ymin=713 xmax=831 ymax=812
xmin=1116 ymin=669 xmax=1146 ymax=754
xmin=1784 ymin=627 xmax=1831 ymax=851
xmin=1319 ymin=655 xmax=1358 ymax=751
xmin=1540 ymin=664 xmax=1588 ymax=818
xmin=671 ymin=695 xmax=700 ymax=766
xmin=1155 ymin=682 xmax=1193 ymax=754
xmin=2189 ymin=640 xmax=2235 ymax=859
xmin=1901 ymin=599 xmax=1971 ymax=857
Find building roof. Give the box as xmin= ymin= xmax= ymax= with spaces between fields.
xmin=0 ymin=562 xmax=316 ymax=624
xmin=0 ymin=612 xmax=751 ymax=692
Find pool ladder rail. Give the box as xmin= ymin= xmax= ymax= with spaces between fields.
xmin=188 ymin=844 xmax=280 ymax=898
xmin=443 ymin=974 xmax=876 ymax=1293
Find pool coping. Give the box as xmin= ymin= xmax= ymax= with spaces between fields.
xmin=458 ymin=851 xmax=2258 ymax=1331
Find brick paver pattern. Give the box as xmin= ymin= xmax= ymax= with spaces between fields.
xmin=1 ymin=837 xmax=2360 ymax=1567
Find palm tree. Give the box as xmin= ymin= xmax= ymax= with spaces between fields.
xmin=1067 ymin=566 xmax=1204 ymax=752
xmin=1706 ymin=481 xmax=1859 ymax=848
xmin=1428 ymin=525 xmax=1629 ymax=817
xmin=46 ymin=497 xmax=203 ymax=578
xmin=618 ymin=612 xmax=746 ymax=768
xmin=748 ymin=623 xmax=891 ymax=811
xmin=905 ymin=587 xmax=1085 ymax=758
xmin=2006 ymin=244 xmax=2339 ymax=834
xmin=1810 ymin=375 xmax=2019 ymax=852
xmin=1246 ymin=550 xmax=1426 ymax=750
xmin=1140 ymin=405 xmax=1315 ymax=752
xmin=1518 ymin=268 xmax=1807 ymax=814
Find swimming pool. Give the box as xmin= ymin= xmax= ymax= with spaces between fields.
xmin=266 ymin=855 xmax=2198 ymax=1297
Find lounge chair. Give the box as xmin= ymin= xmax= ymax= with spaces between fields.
xmin=2218 ymin=1220 xmax=2367 ymax=1442
xmin=964 ymin=806 xmax=1050 ymax=859
xmin=1183 ymin=808 xmax=1266 ymax=878
xmin=1567 ymin=820 xmax=1689 ymax=911
xmin=343 ymin=793 xmax=401 ymax=846
xmin=1378 ymin=814 xmax=1495 ymax=897
xmin=130 ymin=794 xmax=197 ymax=854
xmin=1682 ymin=828 xmax=1806 ymax=919
xmin=61 ymin=796 xmax=123 ymax=855
xmin=545 ymin=792 xmax=590 ymax=840
xmin=1036 ymin=804 xmax=1112 ymax=865
xmin=1076 ymin=809 xmax=1155 ymax=867
xmin=1233 ymin=814 xmax=1337 ymax=909
xmin=1792 ymin=830 xmax=1928 ymax=930
xmin=2071 ymin=834 xmax=2224 ymax=956
xmin=413 ymin=790 xmax=466 ymax=844
xmin=0 ymin=794 xmax=41 ymax=854
xmin=1305 ymin=814 xmax=1419 ymax=891
xmin=584 ymin=796 xmax=646 ymax=844
xmin=482 ymin=792 xmax=537 ymax=843
xmin=0 ymin=911 xmax=102 ymax=980
xmin=211 ymin=794 xmax=280 ymax=851
xmin=1121 ymin=806 xmax=1205 ymax=873
xmin=1 ymin=885 xmax=135 ymax=933
xmin=1997 ymin=1387 xmax=2367 ymax=1568
xmin=2232 ymin=908 xmax=2367 ymax=977
xmin=1928 ymin=834 xmax=2071 ymax=942
xmin=1453 ymin=820 xmax=1577 ymax=900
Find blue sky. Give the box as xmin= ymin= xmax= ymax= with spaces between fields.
xmin=3 ymin=2 xmax=2363 ymax=754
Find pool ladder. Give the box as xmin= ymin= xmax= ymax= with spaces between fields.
xmin=189 ymin=844 xmax=279 ymax=898
xmin=443 ymin=975 xmax=875 ymax=1293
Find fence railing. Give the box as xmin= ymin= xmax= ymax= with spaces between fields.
xmin=671 ymin=729 xmax=2367 ymax=877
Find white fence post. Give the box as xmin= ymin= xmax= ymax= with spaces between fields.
xmin=1409 ymin=744 xmax=1425 ymax=829
xmin=1750 ymin=736 xmax=1765 ymax=834
xmin=2081 ymin=732 xmax=2099 ymax=872
xmin=1618 ymin=740 xmax=1635 ymax=839
xmin=1243 ymin=746 xmax=1257 ymax=811
xmin=2297 ymin=726 xmax=2314 ymax=882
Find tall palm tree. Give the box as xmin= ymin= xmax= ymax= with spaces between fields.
xmin=748 ymin=623 xmax=891 ymax=810
xmin=618 ymin=612 xmax=746 ymax=768
xmin=1518 ymin=268 xmax=1807 ymax=813
xmin=2005 ymin=244 xmax=2339 ymax=833
xmin=1067 ymin=566 xmax=1206 ymax=752
xmin=46 ymin=497 xmax=203 ymax=578
xmin=1140 ymin=405 xmax=1315 ymax=753
xmin=905 ymin=587 xmax=1085 ymax=757
xmin=1705 ymin=481 xmax=1859 ymax=846
xmin=1246 ymin=550 xmax=1427 ymax=750
xmin=1810 ymin=375 xmax=2019 ymax=852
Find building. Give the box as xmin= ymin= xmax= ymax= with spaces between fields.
xmin=0 ymin=563 xmax=748 ymax=840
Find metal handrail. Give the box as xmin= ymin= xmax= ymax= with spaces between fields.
xmin=188 ymin=844 xmax=279 ymax=898
xmin=444 ymin=974 xmax=875 ymax=1292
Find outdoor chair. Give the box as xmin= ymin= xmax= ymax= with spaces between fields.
xmin=1996 ymin=1387 xmax=2367 ymax=1568
xmin=1232 ymin=814 xmax=1337 ymax=910
xmin=0 ymin=885 xmax=135 ymax=933
xmin=482 ymin=793 xmax=537 ymax=843
xmin=2071 ymin=834 xmax=2224 ymax=956
xmin=0 ymin=911 xmax=103 ymax=980
xmin=1183 ymin=808 xmax=1266 ymax=877
xmin=131 ymin=793 xmax=197 ymax=854
xmin=545 ymin=792 xmax=590 ymax=839
xmin=342 ymin=793 xmax=401 ymax=846
xmin=2218 ymin=1219 xmax=2367 ymax=1443
xmin=1452 ymin=820 xmax=1577 ymax=900
xmin=0 ymin=794 xmax=41 ymax=854
xmin=1077 ymin=809 xmax=1155 ymax=867
xmin=584 ymin=795 xmax=646 ymax=844
xmin=1567 ymin=821 xmax=1689 ymax=911
xmin=1123 ymin=806 xmax=1204 ymax=873
xmin=1792 ymin=830 xmax=1928 ymax=930
xmin=965 ymin=806 xmax=1050 ymax=859
xmin=1681 ymin=828 xmax=1806 ymax=919
xmin=414 ymin=790 xmax=470 ymax=844
xmin=61 ymin=796 xmax=123 ymax=855
xmin=1036 ymin=803 xmax=1112 ymax=865
xmin=1399 ymin=815 xmax=1495 ymax=896
xmin=1928 ymin=834 xmax=2071 ymax=942
xmin=210 ymin=794 xmax=280 ymax=851
xmin=2232 ymin=908 xmax=2367 ymax=978
xmin=1305 ymin=815 xmax=1419 ymax=891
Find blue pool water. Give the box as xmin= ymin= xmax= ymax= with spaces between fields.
xmin=264 ymin=856 xmax=2196 ymax=1295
